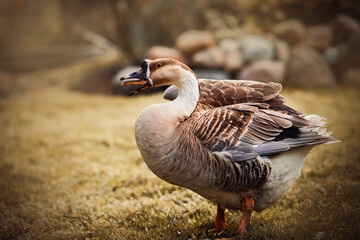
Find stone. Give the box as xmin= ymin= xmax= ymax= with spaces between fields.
xmin=340 ymin=32 xmax=360 ymax=66
xmin=288 ymin=46 xmax=336 ymax=87
xmin=274 ymin=39 xmax=290 ymax=62
xmin=175 ymin=30 xmax=215 ymax=56
xmin=271 ymin=19 xmax=307 ymax=47
xmin=333 ymin=32 xmax=360 ymax=80
xmin=324 ymin=47 xmax=339 ymax=64
xmin=147 ymin=46 xmax=187 ymax=63
xmin=308 ymin=25 xmax=333 ymax=52
xmin=266 ymin=34 xmax=290 ymax=62
xmin=237 ymin=60 xmax=286 ymax=83
xmin=214 ymin=27 xmax=247 ymax=41
xmin=333 ymin=14 xmax=360 ymax=44
xmin=341 ymin=68 xmax=360 ymax=85
xmin=193 ymin=69 xmax=230 ymax=80
xmin=238 ymin=35 xmax=275 ymax=63
xmin=218 ymin=38 xmax=239 ymax=52
xmin=191 ymin=46 xmax=226 ymax=69
xmin=316 ymin=231 xmax=326 ymax=240
xmin=223 ymin=50 xmax=243 ymax=73
xmin=219 ymin=39 xmax=243 ymax=72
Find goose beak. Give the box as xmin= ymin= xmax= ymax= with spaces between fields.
xmin=120 ymin=69 xmax=152 ymax=96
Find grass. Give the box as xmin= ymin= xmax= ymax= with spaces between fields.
xmin=0 ymin=69 xmax=359 ymax=239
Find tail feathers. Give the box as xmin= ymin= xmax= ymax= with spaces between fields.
xmin=296 ymin=114 xmax=340 ymax=146
xmin=304 ymin=114 xmax=328 ymax=133
xmin=283 ymin=133 xmax=339 ymax=148
xmin=227 ymin=114 xmax=339 ymax=163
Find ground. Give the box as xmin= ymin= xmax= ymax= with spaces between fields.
xmin=0 ymin=68 xmax=359 ymax=240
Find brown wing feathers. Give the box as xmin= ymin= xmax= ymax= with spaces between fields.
xmin=184 ymin=80 xmax=316 ymax=192
xmin=189 ymin=105 xmax=255 ymax=152
xmin=163 ymin=79 xmax=286 ymax=109
xmin=189 ymin=100 xmax=308 ymax=152
xmin=198 ymin=79 xmax=284 ymax=108
xmin=181 ymin=79 xmax=336 ymax=192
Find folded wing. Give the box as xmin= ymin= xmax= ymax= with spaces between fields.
xmin=187 ymin=102 xmax=336 ymax=161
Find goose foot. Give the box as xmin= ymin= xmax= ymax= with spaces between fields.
xmin=208 ymin=204 xmax=226 ymax=235
xmin=213 ymin=197 xmax=254 ymax=239
xmin=215 ymin=197 xmax=254 ymax=239
xmin=235 ymin=196 xmax=254 ymax=238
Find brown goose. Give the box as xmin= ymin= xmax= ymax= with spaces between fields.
xmin=120 ymin=58 xmax=338 ymax=239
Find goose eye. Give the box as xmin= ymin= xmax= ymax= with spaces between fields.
xmin=156 ymin=63 xmax=162 ymax=68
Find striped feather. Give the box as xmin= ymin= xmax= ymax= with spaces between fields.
xmin=164 ymin=79 xmax=285 ymax=109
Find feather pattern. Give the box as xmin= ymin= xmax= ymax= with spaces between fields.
xmin=164 ymin=79 xmax=286 ymax=108
xmin=189 ymin=104 xmax=255 ymax=151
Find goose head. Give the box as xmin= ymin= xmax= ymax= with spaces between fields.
xmin=120 ymin=58 xmax=197 ymax=95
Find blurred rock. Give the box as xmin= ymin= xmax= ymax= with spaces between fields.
xmin=219 ymin=39 xmax=243 ymax=72
xmin=333 ymin=14 xmax=360 ymax=44
xmin=224 ymin=51 xmax=243 ymax=73
xmin=266 ymin=34 xmax=290 ymax=62
xmin=238 ymin=60 xmax=286 ymax=83
xmin=342 ymin=68 xmax=360 ymax=85
xmin=194 ymin=69 xmax=230 ymax=80
xmin=271 ymin=19 xmax=307 ymax=47
xmin=308 ymin=25 xmax=333 ymax=52
xmin=218 ymin=38 xmax=239 ymax=52
xmin=175 ymin=30 xmax=215 ymax=56
xmin=214 ymin=27 xmax=247 ymax=41
xmin=239 ymin=35 xmax=275 ymax=63
xmin=324 ymin=47 xmax=339 ymax=64
xmin=288 ymin=46 xmax=336 ymax=87
xmin=333 ymin=32 xmax=360 ymax=80
xmin=191 ymin=46 xmax=225 ymax=69
xmin=147 ymin=46 xmax=187 ymax=63
xmin=316 ymin=231 xmax=326 ymax=240
xmin=274 ymin=39 xmax=290 ymax=62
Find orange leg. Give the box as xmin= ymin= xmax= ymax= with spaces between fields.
xmin=215 ymin=197 xmax=255 ymax=240
xmin=236 ymin=196 xmax=254 ymax=238
xmin=215 ymin=204 xmax=226 ymax=231
xmin=209 ymin=204 xmax=226 ymax=235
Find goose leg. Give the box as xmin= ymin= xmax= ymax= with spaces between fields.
xmin=215 ymin=197 xmax=254 ymax=240
xmin=236 ymin=196 xmax=254 ymax=238
xmin=209 ymin=204 xmax=226 ymax=235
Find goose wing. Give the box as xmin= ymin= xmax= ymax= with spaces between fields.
xmin=188 ymin=103 xmax=309 ymax=154
xmin=198 ymin=79 xmax=284 ymax=108
xmin=184 ymin=103 xmax=293 ymax=192
xmin=185 ymin=103 xmax=335 ymax=192
xmin=164 ymin=79 xmax=290 ymax=110
xmin=188 ymin=101 xmax=337 ymax=161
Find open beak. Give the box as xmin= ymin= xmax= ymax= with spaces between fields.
xmin=120 ymin=69 xmax=152 ymax=96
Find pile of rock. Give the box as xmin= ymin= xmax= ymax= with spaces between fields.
xmin=146 ymin=30 xmax=283 ymax=83
xmin=269 ymin=16 xmax=360 ymax=87
xmin=115 ymin=13 xmax=359 ymax=93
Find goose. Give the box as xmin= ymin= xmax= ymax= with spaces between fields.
xmin=120 ymin=58 xmax=338 ymax=239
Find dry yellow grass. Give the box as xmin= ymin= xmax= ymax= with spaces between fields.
xmin=0 ymin=71 xmax=359 ymax=239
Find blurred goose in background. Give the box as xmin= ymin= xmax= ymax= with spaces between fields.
xmin=120 ymin=58 xmax=338 ymax=239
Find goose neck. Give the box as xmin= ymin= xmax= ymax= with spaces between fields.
xmin=172 ymin=70 xmax=199 ymax=118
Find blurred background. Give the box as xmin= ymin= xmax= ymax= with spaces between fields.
xmin=1 ymin=1 xmax=360 ymax=239
xmin=1 ymin=0 xmax=359 ymax=94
